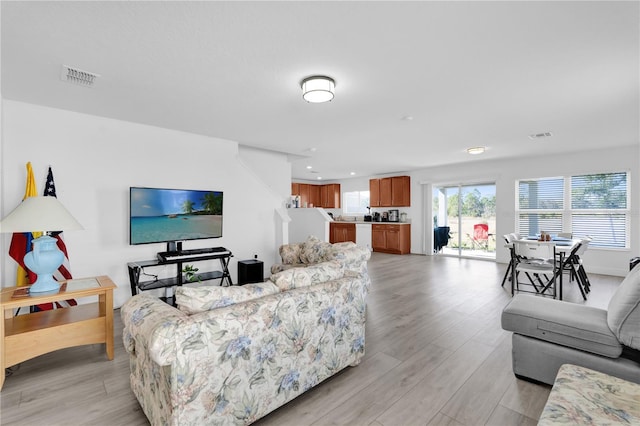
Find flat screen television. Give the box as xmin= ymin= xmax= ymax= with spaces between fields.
xmin=129 ymin=187 xmax=223 ymax=248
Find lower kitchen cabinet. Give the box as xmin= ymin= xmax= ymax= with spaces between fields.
xmin=330 ymin=222 xmax=356 ymax=244
xmin=371 ymin=224 xmax=410 ymax=254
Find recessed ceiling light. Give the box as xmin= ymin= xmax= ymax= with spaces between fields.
xmin=466 ymin=146 xmax=486 ymax=155
xmin=317 ymin=176 xmax=323 ymax=180
xmin=401 ymin=115 xmax=414 ymax=121
xmin=306 ymin=165 xmax=313 ymax=169
xmin=350 ymin=172 xmax=356 ymax=176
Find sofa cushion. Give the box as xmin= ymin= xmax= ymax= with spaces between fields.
xmin=502 ymin=294 xmax=623 ymax=358
xmin=270 ymin=260 xmax=344 ymax=291
xmin=175 ymin=282 xmax=280 ymax=315
xmin=608 ymin=264 xmax=640 ymax=350
xmin=299 ymin=235 xmax=333 ymax=264
xmin=279 ymin=242 xmax=302 ymax=264
xmin=538 ymin=364 xmax=640 ymax=425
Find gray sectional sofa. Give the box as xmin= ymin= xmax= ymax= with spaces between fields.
xmin=501 ymin=264 xmax=640 ymax=385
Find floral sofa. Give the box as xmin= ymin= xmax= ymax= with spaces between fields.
xmin=538 ymin=364 xmax=640 ymax=425
xmin=121 ymin=249 xmax=371 ymax=425
xmin=271 ymin=235 xmax=369 ymax=275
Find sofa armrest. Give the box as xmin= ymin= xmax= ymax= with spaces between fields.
xmin=502 ymin=294 xmax=622 ymax=358
xmin=121 ymin=294 xmax=190 ymax=366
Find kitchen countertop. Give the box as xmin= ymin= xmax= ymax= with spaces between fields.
xmin=332 ymin=220 xmax=411 ymax=225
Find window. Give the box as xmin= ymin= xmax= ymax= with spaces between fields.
xmin=571 ymin=172 xmax=628 ymax=248
xmin=343 ymin=191 xmax=370 ymax=215
xmin=517 ymin=177 xmax=564 ymax=237
xmin=516 ymin=172 xmax=629 ymax=249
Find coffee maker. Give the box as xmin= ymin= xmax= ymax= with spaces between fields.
xmin=389 ymin=209 xmax=399 ymax=222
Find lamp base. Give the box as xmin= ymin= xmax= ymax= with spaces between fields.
xmin=28 ymin=274 xmax=61 ymax=293
xmin=24 ymin=235 xmax=64 ymax=293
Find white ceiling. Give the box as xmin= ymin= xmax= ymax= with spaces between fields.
xmin=2 ymin=1 xmax=638 ymax=181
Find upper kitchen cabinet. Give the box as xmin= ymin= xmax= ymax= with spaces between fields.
xmin=391 ymin=176 xmax=410 ymax=206
xmin=370 ymin=176 xmax=411 ymax=207
xmin=370 ymin=178 xmax=380 ymax=207
xmin=309 ymin=184 xmax=321 ymax=208
xmin=292 ymin=183 xmax=340 ymax=208
xmin=321 ymin=184 xmax=341 ymax=208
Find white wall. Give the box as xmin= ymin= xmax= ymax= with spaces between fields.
xmin=288 ymin=208 xmax=331 ymax=243
xmin=332 ymin=145 xmax=639 ymax=277
xmin=1 ymin=101 xmax=291 ymax=307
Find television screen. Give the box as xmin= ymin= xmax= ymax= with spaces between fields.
xmin=129 ymin=187 xmax=223 ymax=245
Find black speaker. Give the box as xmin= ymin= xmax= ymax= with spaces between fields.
xmin=238 ymin=259 xmax=264 ymax=285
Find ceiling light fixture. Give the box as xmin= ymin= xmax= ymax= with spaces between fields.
xmin=301 ymin=76 xmax=335 ymax=103
xmin=466 ymin=146 xmax=486 ymax=155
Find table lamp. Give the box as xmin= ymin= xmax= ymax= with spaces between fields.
xmin=0 ymin=196 xmax=83 ymax=293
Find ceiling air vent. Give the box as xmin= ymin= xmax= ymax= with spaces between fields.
xmin=60 ymin=65 xmax=100 ymax=87
xmin=528 ymin=132 xmax=553 ymax=140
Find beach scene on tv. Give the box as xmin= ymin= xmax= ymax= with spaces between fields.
xmin=130 ymin=188 xmax=223 ymax=245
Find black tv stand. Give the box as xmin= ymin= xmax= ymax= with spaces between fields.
xmin=127 ymin=246 xmax=234 ymax=302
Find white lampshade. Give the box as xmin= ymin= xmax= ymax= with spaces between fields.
xmin=301 ymin=76 xmax=335 ymax=103
xmin=0 ymin=196 xmax=83 ymax=233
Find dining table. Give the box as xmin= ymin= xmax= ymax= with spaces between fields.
xmin=505 ymin=237 xmax=583 ymax=300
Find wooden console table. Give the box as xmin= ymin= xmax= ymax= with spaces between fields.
xmin=0 ymin=275 xmax=116 ymax=391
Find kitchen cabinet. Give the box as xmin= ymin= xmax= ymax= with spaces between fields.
xmin=299 ymin=184 xmax=310 ymax=207
xmin=370 ymin=178 xmax=380 ymax=207
xmin=371 ymin=224 xmax=411 ymax=254
xmin=380 ymin=178 xmax=393 ymax=206
xmin=292 ymin=183 xmax=339 ymax=208
xmin=369 ymin=176 xmax=410 ymax=207
xmin=391 ymin=176 xmax=411 ymax=206
xmin=309 ymin=184 xmax=321 ymax=208
xmin=330 ymin=222 xmax=356 ymax=244
xmin=324 ymin=184 xmax=341 ymax=208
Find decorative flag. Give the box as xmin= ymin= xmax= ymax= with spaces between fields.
xmin=40 ymin=166 xmax=78 ymax=310
xmin=8 ymin=162 xmax=41 ymax=286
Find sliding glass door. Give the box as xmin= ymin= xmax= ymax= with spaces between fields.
xmin=433 ymin=183 xmax=496 ymax=259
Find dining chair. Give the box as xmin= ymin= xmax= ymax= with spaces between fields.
xmin=501 ymin=233 xmax=518 ymax=287
xmin=560 ymin=241 xmax=587 ymax=300
xmin=512 ymin=240 xmax=558 ymax=299
xmin=572 ymin=237 xmax=592 ymax=293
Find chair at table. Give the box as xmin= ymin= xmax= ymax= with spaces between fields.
xmin=559 ymin=241 xmax=587 ymax=300
xmin=501 ymin=233 xmax=518 ymax=287
xmin=567 ymin=237 xmax=592 ymax=294
xmin=469 ymin=223 xmax=489 ymax=250
xmin=512 ymin=240 xmax=558 ymax=299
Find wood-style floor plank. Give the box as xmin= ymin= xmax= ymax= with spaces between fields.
xmin=1 ymin=253 xmax=622 ymax=425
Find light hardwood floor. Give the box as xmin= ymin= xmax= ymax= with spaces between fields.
xmin=1 ymin=253 xmax=623 ymax=425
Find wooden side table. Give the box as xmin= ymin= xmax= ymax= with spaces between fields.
xmin=0 ymin=275 xmax=116 ymax=391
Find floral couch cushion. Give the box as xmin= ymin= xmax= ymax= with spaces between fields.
xmin=271 ymin=237 xmax=370 ymax=275
xmin=279 ymin=242 xmax=303 ymax=264
xmin=175 ymin=281 xmax=280 ymax=314
xmin=299 ymin=235 xmax=333 ymax=264
xmin=538 ymin=364 xmax=640 ymax=425
xmin=270 ymin=260 xmax=344 ymax=291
